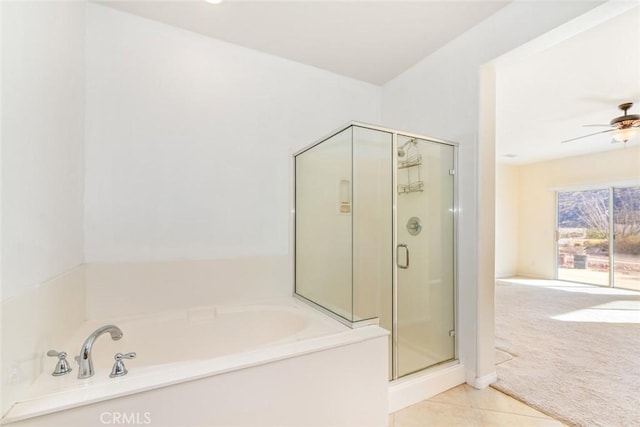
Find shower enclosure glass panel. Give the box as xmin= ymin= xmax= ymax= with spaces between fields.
xmin=295 ymin=128 xmax=354 ymax=320
xmin=295 ymin=126 xmax=393 ymax=324
xmin=352 ymin=127 xmax=393 ymax=324
xmin=396 ymin=136 xmax=456 ymax=376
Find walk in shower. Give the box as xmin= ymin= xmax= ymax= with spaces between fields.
xmin=294 ymin=122 xmax=457 ymax=380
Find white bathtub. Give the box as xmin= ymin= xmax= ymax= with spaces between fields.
xmin=1 ymin=298 xmax=388 ymax=426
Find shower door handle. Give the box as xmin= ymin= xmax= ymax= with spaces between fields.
xmin=397 ymin=244 xmax=409 ymax=269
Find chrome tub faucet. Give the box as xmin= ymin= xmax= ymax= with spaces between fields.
xmin=76 ymin=325 xmax=123 ymax=379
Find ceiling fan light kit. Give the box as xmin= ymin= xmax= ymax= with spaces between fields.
xmin=612 ymin=126 xmax=639 ymax=143
xmin=610 ymin=103 xmax=640 ymax=142
xmin=561 ymin=102 xmax=640 ymax=144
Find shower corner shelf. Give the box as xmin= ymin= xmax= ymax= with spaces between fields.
xmin=398 ymin=140 xmax=423 ymax=195
xmin=398 ymin=154 xmax=422 ymax=169
xmin=398 ymin=181 xmax=424 ymax=194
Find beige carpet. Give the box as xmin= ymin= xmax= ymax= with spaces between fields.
xmin=493 ymin=278 xmax=640 ymax=427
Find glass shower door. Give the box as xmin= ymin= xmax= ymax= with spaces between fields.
xmin=396 ymin=136 xmax=456 ymax=377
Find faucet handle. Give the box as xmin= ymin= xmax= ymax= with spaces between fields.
xmin=116 ymin=352 xmax=137 ymax=360
xmin=110 ymin=352 xmax=136 ymax=378
xmin=47 ymin=350 xmax=73 ymax=376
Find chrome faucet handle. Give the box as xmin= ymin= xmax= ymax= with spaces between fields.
xmin=117 ymin=352 xmax=136 ymax=360
xmin=109 ymin=352 xmax=136 ymax=378
xmin=47 ymin=350 xmax=73 ymax=376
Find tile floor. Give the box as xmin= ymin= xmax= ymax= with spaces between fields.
xmin=390 ymin=384 xmax=565 ymax=427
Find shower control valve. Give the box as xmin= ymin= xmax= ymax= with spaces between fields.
xmin=47 ymin=350 xmax=73 ymax=376
xmin=110 ymin=352 xmax=136 ymax=378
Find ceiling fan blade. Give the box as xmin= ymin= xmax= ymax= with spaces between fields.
xmin=560 ymin=128 xmax=615 ymax=143
xmin=582 ymin=124 xmax=613 ymax=127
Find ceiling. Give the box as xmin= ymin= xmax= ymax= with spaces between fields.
xmin=98 ymin=0 xmax=510 ymax=85
xmin=496 ymin=6 xmax=640 ymax=165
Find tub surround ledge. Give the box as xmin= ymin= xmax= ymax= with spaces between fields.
xmin=0 ymin=267 xmax=86 ymax=417
xmin=1 ymin=298 xmax=389 ymax=426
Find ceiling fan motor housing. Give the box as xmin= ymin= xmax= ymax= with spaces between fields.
xmin=610 ymin=102 xmax=640 ymax=128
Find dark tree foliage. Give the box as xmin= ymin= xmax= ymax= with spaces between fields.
xmin=558 ymin=187 xmax=640 ymax=238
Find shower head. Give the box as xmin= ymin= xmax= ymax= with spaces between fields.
xmin=397 ymin=139 xmax=417 ymax=157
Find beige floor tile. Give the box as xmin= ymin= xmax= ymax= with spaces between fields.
xmin=394 ymin=400 xmax=481 ymax=427
xmin=428 ymin=384 xmax=473 ymax=407
xmin=477 ymin=409 xmax=564 ymax=427
xmin=392 ymin=384 xmax=563 ymax=427
xmin=464 ymin=385 xmax=552 ymax=419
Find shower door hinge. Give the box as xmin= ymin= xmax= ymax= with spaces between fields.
xmin=449 ymin=329 xmax=456 ymax=337
xmin=449 ymin=169 xmax=456 ymax=175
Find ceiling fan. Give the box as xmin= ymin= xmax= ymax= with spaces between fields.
xmin=560 ymin=102 xmax=640 ymax=144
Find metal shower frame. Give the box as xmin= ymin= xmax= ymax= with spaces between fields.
xmin=291 ymin=121 xmax=460 ymax=380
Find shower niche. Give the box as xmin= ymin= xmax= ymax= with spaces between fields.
xmin=294 ymin=122 xmax=457 ymax=380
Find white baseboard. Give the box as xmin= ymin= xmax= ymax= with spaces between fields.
xmin=388 ymin=363 xmax=466 ymax=413
xmin=471 ymin=371 xmax=497 ymax=389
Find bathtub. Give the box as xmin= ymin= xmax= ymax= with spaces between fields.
xmin=1 ymin=298 xmax=388 ymax=427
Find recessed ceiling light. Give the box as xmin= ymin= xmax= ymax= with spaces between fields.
xmin=503 ymin=154 xmax=518 ymax=158
xmin=205 ymin=0 xmax=223 ymax=4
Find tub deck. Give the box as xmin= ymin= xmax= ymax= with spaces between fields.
xmin=2 ymin=298 xmax=389 ymax=426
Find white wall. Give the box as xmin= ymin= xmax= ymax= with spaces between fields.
xmin=1 ymin=1 xmax=85 ymax=300
xmin=0 ymin=1 xmax=86 ymax=414
xmin=84 ymin=4 xmax=381 ymax=264
xmin=0 ymin=0 xmax=3 ymax=303
xmin=495 ymin=163 xmax=519 ymax=278
xmin=516 ymin=146 xmax=640 ymax=279
xmin=82 ymin=4 xmax=382 ymax=318
xmin=381 ymin=0 xmax=602 ymax=385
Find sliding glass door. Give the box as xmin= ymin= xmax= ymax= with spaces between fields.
xmin=557 ymin=189 xmax=610 ymax=286
xmin=613 ymin=187 xmax=640 ymax=291
xmin=556 ymin=186 xmax=640 ymax=291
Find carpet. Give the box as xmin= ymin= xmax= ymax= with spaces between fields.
xmin=493 ymin=278 xmax=640 ymax=427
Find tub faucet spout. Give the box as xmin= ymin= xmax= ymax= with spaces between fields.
xmin=76 ymin=325 xmax=123 ymax=379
